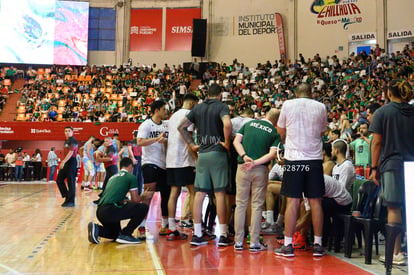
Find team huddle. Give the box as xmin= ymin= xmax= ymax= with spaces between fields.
xmin=80 ymin=84 xmax=355 ymax=255
xmin=74 ymin=81 xmax=413 ymax=261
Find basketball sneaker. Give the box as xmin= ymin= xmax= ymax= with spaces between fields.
xmin=137 ymin=226 xmax=146 ymax=241
xmin=167 ymin=230 xmax=188 ymax=241
xmin=190 ymin=235 xmax=208 ymax=246
xmin=274 ymin=244 xmax=295 ymax=257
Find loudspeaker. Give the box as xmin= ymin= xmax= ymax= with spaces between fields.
xmin=191 ymin=19 xmax=207 ymax=57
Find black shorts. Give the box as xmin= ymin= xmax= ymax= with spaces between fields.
xmin=226 ymin=144 xmax=238 ymax=195
xmin=280 ymin=160 xmax=324 ymax=199
xmin=142 ymin=164 xmax=167 ymax=191
xmin=167 ymin=167 xmax=195 ymax=187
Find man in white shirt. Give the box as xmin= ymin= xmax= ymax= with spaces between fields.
xmin=47 ymin=147 xmax=59 ymax=183
xmin=137 ymin=100 xmax=170 ymax=238
xmin=331 ymin=139 xmax=356 ymax=194
xmin=275 ymin=83 xmax=327 ymax=257
xmin=166 ymin=94 xmax=198 ymax=240
xmin=231 ymin=108 xmax=254 ymax=138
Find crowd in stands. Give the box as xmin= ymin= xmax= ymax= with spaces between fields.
xmin=14 ymin=64 xmax=192 ymax=122
xmin=1 ymin=43 xmax=413 ymax=268
xmin=4 ymin=43 xmax=412 ymax=126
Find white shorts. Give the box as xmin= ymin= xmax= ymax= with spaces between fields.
xmin=95 ymin=163 xmax=105 ymax=173
xmin=83 ymin=159 xmax=96 ymax=177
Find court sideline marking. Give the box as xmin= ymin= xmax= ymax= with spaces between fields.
xmin=0 ymin=263 xmax=22 ymax=275
xmin=0 ymin=187 xmax=46 ymax=207
xmin=148 ymin=242 xmax=165 ymax=275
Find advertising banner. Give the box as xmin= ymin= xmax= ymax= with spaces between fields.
xmin=309 ymin=0 xmax=363 ymax=30
xmin=0 ymin=122 xmax=139 ymax=141
xmin=275 ymin=13 xmax=286 ymax=63
xmin=130 ymin=9 xmax=162 ymax=51
xmin=165 ymin=8 xmax=201 ymax=51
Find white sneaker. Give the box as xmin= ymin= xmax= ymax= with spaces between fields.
xmin=379 ymin=252 xmax=407 ymax=266
xmin=261 ymin=221 xmax=273 ymax=230
xmin=250 ymin=242 xmax=268 ymax=252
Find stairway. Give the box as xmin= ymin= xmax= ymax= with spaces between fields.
xmin=0 ymin=79 xmax=25 ymax=122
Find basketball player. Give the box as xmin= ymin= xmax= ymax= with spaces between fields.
xmin=166 ymin=94 xmax=198 ymax=240
xmin=137 ymin=100 xmax=170 ymax=238
xmin=93 ymin=138 xmax=105 ymax=190
xmin=82 ymin=135 xmax=96 ymax=190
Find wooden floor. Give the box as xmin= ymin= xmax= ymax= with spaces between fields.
xmin=0 ymin=183 xmax=162 ymax=274
xmin=0 ymin=182 xmax=376 ymax=275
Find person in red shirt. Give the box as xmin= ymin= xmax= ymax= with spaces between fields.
xmin=15 ymin=151 xmax=24 ymax=181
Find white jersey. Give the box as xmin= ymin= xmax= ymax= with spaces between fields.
xmin=332 ymin=159 xmax=356 ymax=194
xmin=231 ymin=116 xmax=253 ymax=137
xmin=324 ymin=175 xmax=352 ymax=206
xmin=137 ymin=118 xmax=168 ymax=169
xmin=277 ymin=98 xmax=327 ymax=161
xmin=166 ymin=109 xmax=195 ymax=168
xmin=269 ymin=163 xmax=284 ymax=180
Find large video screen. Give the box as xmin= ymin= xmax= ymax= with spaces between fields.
xmin=0 ymin=0 xmax=89 ymax=65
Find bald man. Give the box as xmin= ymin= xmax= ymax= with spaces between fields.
xmin=233 ymin=108 xmax=282 ymax=252
xmin=275 ymin=83 xmax=327 ymax=257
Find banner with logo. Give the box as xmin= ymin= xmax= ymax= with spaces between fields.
xmin=130 ymin=9 xmax=162 ymax=51
xmin=165 ymin=8 xmax=201 ymax=51
xmin=310 ymin=0 xmax=363 ymax=30
xmin=275 ymin=13 xmax=286 ymax=63
xmin=0 ymin=122 xmax=139 ymax=141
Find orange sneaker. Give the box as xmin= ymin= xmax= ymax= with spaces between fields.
xmin=159 ymin=227 xmax=169 ymax=236
xmin=292 ymin=232 xmax=306 ymax=249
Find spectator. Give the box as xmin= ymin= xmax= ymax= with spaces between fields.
xmin=33 ymin=149 xmax=42 ymax=181
xmin=48 ymin=147 xmax=59 ymax=182
xmin=370 ymin=79 xmax=414 ymax=266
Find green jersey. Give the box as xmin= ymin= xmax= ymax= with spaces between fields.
xmin=350 ymin=136 xmax=371 ymax=166
xmin=98 ymin=170 xmax=138 ymax=206
xmin=237 ymin=119 xmax=281 ymax=165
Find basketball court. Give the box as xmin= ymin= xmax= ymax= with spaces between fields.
xmin=0 ymin=182 xmax=404 ymax=274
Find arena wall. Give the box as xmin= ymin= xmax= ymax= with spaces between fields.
xmin=84 ymin=0 xmax=414 ymax=67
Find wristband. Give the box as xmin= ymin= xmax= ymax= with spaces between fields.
xmin=371 ymin=166 xmax=378 ymax=170
xmin=241 ymin=154 xmax=247 ymax=159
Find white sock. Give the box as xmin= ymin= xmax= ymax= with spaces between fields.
xmin=219 ymin=224 xmax=228 ymax=237
xmin=161 ymin=217 xmax=168 ymax=228
xmin=194 ymin=223 xmax=202 ymax=237
xmin=314 ymin=236 xmax=322 ymax=246
xmin=86 ymin=182 xmax=90 ymax=187
xmin=276 ymin=214 xmax=284 ymax=226
xmin=184 ymin=218 xmax=190 ymax=224
xmin=284 ymin=236 xmax=293 ymax=246
xmin=262 ymin=210 xmax=267 ymax=219
xmin=82 ymin=181 xmax=86 ymax=186
xmin=266 ymin=210 xmax=274 ymax=224
xmin=168 ymin=218 xmax=176 ymax=231
xmin=139 ymin=219 xmax=146 ymax=228
xmin=98 ymin=181 xmax=103 ymax=188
